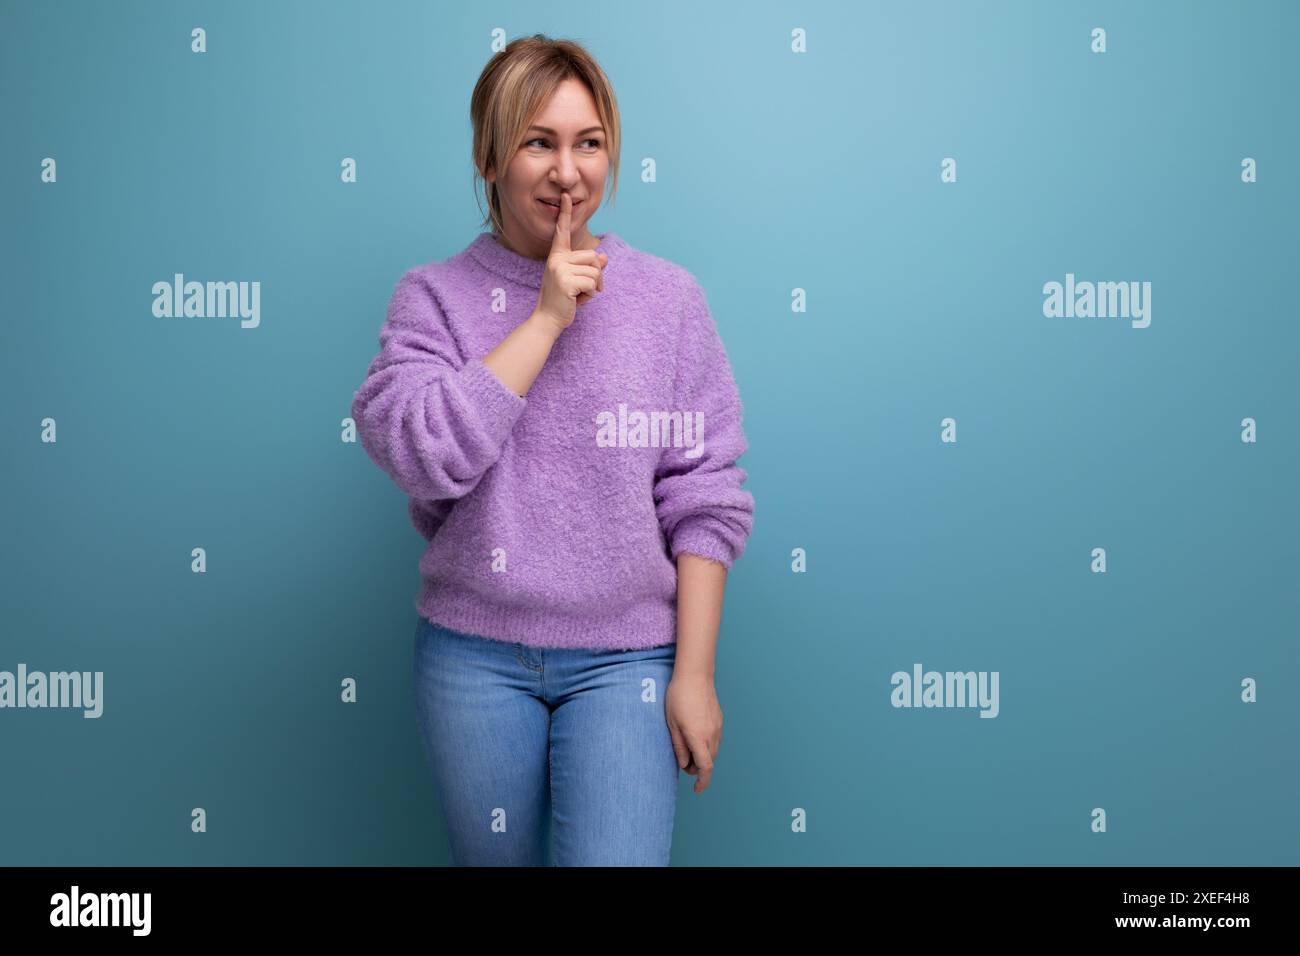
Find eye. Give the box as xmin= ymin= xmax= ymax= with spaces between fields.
xmin=524 ymin=137 xmax=603 ymax=150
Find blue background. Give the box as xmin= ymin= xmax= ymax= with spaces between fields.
xmin=2 ymin=0 xmax=1296 ymax=865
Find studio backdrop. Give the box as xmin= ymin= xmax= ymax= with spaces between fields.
xmin=3 ymin=0 xmax=1297 ymax=865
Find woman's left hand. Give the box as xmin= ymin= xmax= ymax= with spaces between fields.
xmin=665 ymin=673 xmax=723 ymax=794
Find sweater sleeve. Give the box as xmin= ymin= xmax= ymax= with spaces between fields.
xmin=351 ymin=267 xmax=526 ymax=501
xmin=652 ymin=277 xmax=755 ymax=569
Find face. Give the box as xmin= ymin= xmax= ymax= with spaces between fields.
xmin=486 ymin=77 xmax=609 ymax=259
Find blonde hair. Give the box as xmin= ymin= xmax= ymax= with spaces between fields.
xmin=470 ymin=35 xmax=621 ymax=236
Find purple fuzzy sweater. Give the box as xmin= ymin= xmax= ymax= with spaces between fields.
xmin=351 ymin=231 xmax=755 ymax=651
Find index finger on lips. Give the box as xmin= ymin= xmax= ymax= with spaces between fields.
xmin=551 ymin=192 xmax=572 ymax=254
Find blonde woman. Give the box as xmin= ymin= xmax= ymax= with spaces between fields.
xmin=352 ymin=35 xmax=755 ymax=866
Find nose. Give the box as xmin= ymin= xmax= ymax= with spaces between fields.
xmin=549 ymin=155 xmax=581 ymax=190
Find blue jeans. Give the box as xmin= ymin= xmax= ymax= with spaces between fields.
xmin=412 ymin=617 xmax=680 ymax=866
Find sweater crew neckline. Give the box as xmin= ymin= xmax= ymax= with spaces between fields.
xmin=466 ymin=230 xmax=625 ymax=289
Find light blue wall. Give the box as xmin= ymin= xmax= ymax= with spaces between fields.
xmin=2 ymin=0 xmax=1296 ymax=865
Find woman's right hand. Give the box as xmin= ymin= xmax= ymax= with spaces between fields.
xmin=535 ymin=192 xmax=608 ymax=332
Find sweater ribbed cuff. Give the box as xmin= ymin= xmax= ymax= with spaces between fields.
xmin=459 ymin=357 xmax=526 ymax=437
xmin=669 ymin=516 xmax=738 ymax=569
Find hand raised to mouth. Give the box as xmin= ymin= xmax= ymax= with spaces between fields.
xmin=535 ymin=192 xmax=608 ymax=332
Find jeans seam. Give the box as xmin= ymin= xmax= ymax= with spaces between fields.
xmin=547 ymin=716 xmax=556 ymax=866
xmin=515 ymin=645 xmax=543 ymax=672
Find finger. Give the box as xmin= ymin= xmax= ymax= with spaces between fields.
xmin=552 ymin=191 xmax=572 ymax=254
xmin=574 ymin=273 xmax=600 ymax=306
xmin=687 ymin=735 xmax=714 ymax=792
xmin=568 ymin=274 xmax=598 ymax=293
xmin=596 ymin=254 xmax=604 ymax=292
xmin=669 ymin=725 xmax=691 ymax=770
xmin=687 ymin=733 xmax=714 ymax=776
xmin=695 ymin=765 xmax=712 ymax=793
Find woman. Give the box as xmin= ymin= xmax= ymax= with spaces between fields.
xmin=351 ymin=35 xmax=755 ymax=866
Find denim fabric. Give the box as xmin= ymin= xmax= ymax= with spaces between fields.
xmin=412 ymin=616 xmax=680 ymax=866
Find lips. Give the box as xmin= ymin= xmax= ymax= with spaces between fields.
xmin=538 ymin=197 xmax=581 ymax=208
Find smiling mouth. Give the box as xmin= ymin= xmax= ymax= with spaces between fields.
xmin=538 ymin=198 xmax=582 ymax=208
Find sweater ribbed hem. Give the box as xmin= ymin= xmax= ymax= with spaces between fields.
xmin=416 ymin=580 xmax=676 ymax=652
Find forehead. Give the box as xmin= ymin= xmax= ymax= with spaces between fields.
xmin=531 ymin=78 xmax=601 ymax=128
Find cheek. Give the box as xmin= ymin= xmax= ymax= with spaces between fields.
xmin=502 ymin=156 xmax=545 ymax=191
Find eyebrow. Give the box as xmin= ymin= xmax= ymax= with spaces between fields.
xmin=527 ymin=125 xmax=605 ymax=136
